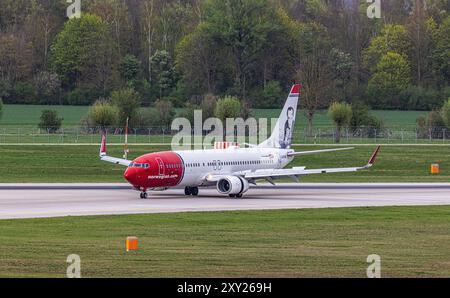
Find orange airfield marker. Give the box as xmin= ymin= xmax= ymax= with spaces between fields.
xmin=126 ymin=236 xmax=138 ymax=252
xmin=430 ymin=164 xmax=440 ymax=174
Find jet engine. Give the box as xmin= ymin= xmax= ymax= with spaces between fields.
xmin=217 ymin=176 xmax=249 ymax=195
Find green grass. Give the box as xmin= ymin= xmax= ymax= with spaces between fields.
xmin=0 ymin=145 xmax=448 ymax=183
xmin=252 ymin=109 xmax=427 ymax=129
xmin=0 ymin=206 xmax=449 ymax=277
xmin=0 ymin=105 xmax=89 ymax=127
xmin=1 ymin=104 xmax=428 ymax=128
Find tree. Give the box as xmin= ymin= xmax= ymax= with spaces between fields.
xmin=251 ymin=80 xmax=284 ymax=108
xmin=431 ymin=16 xmax=450 ymax=87
xmin=176 ymin=27 xmax=226 ymax=96
xmin=0 ymin=33 xmax=33 ymax=85
xmin=363 ymin=24 xmax=412 ymax=73
xmin=89 ymin=99 xmax=119 ymax=130
xmin=328 ymin=102 xmax=352 ymax=143
xmin=87 ymin=0 xmax=133 ymax=58
xmin=120 ymin=54 xmax=142 ymax=84
xmin=38 ymin=110 xmax=63 ymax=133
xmin=367 ymin=52 xmax=412 ymax=109
xmin=201 ymin=0 xmax=282 ymax=99
xmin=150 ymin=50 xmax=176 ymax=98
xmin=111 ymin=87 xmax=141 ymax=127
xmin=406 ymin=1 xmax=432 ymax=86
xmin=154 ymin=99 xmax=175 ymax=128
xmin=0 ymin=97 xmax=3 ymax=119
xmin=296 ymin=22 xmax=334 ymax=133
xmin=50 ymin=13 xmax=117 ymax=92
xmin=33 ymin=71 xmax=61 ymax=104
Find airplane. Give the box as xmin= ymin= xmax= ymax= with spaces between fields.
xmin=99 ymin=84 xmax=380 ymax=199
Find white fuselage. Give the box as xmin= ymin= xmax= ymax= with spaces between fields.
xmin=175 ymin=147 xmax=295 ymax=187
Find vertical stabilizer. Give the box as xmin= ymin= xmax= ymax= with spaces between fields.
xmin=259 ymin=84 xmax=300 ymax=149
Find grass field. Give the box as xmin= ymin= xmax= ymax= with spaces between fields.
xmin=0 ymin=145 xmax=448 ymax=183
xmin=0 ymin=206 xmax=449 ymax=277
xmin=1 ymin=104 xmax=427 ymax=128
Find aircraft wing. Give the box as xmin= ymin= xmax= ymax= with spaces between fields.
xmin=240 ymin=145 xmax=380 ymax=182
xmin=99 ymin=133 xmax=132 ymax=167
xmin=287 ymin=147 xmax=354 ymax=156
xmin=100 ymin=155 xmax=131 ymax=166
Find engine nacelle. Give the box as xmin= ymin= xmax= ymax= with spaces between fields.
xmin=217 ymin=176 xmax=249 ymax=195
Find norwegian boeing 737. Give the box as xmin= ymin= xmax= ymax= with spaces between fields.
xmin=99 ymin=84 xmax=380 ymax=199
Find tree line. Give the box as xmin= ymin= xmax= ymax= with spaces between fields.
xmin=0 ymin=0 xmax=449 ymax=129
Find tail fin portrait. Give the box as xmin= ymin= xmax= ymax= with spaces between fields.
xmin=259 ymin=84 xmax=300 ymax=149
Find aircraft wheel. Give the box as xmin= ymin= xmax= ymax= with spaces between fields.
xmin=140 ymin=192 xmax=148 ymax=199
xmin=184 ymin=187 xmax=192 ymax=196
xmin=191 ymin=187 xmax=199 ymax=196
xmin=229 ymin=194 xmax=236 ymax=198
xmin=236 ymin=193 xmax=243 ymax=198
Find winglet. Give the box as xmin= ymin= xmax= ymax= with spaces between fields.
xmin=100 ymin=133 xmax=107 ymax=157
xmin=367 ymin=145 xmax=381 ymax=166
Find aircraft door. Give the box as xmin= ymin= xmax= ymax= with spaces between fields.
xmin=156 ymin=157 xmax=165 ymax=176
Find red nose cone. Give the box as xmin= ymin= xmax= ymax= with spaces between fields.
xmin=124 ymin=167 xmax=138 ymax=185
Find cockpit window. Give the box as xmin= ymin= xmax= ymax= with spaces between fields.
xmin=129 ymin=163 xmax=149 ymax=169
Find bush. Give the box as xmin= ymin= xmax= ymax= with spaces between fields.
xmin=214 ymin=96 xmax=242 ymax=121
xmin=417 ymin=110 xmax=447 ymax=139
xmin=135 ymin=108 xmax=161 ymax=128
xmin=350 ymin=102 xmax=383 ymax=132
xmin=111 ymin=87 xmax=141 ymax=127
xmin=441 ymin=98 xmax=450 ymax=127
xmin=417 ymin=97 xmax=450 ymax=139
xmin=328 ymin=102 xmax=352 ymax=143
xmin=88 ymin=99 xmax=119 ymax=130
xmin=427 ymin=110 xmax=446 ymax=138
xmin=38 ymin=110 xmax=63 ymax=133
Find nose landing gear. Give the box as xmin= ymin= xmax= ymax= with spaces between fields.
xmin=184 ymin=186 xmax=199 ymax=196
xmin=140 ymin=192 xmax=148 ymax=199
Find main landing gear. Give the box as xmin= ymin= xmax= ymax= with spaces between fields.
xmin=140 ymin=192 xmax=148 ymax=199
xmin=229 ymin=193 xmax=243 ymax=198
xmin=184 ymin=186 xmax=199 ymax=196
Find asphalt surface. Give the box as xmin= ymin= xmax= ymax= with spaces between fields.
xmin=0 ymin=183 xmax=449 ymax=219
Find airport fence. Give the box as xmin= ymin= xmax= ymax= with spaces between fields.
xmin=0 ymin=126 xmax=449 ymax=145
